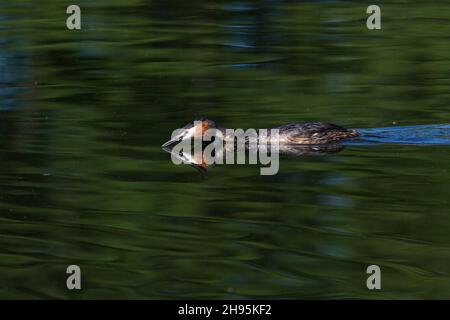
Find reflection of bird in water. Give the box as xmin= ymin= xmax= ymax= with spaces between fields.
xmin=162 ymin=117 xmax=359 ymax=147
xmin=162 ymin=146 xmax=210 ymax=173
xmin=162 ymin=143 xmax=344 ymax=173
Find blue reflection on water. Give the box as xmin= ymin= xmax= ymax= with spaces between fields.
xmin=349 ymin=124 xmax=450 ymax=145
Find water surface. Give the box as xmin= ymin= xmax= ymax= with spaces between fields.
xmin=0 ymin=0 xmax=449 ymax=299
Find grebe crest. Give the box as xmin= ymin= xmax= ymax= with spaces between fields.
xmin=161 ymin=117 xmax=218 ymax=147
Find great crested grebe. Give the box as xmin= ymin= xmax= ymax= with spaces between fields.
xmin=162 ymin=118 xmax=360 ymax=147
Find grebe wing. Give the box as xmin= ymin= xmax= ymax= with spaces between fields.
xmin=275 ymin=122 xmax=349 ymax=137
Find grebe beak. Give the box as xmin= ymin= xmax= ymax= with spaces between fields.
xmin=162 ymin=136 xmax=181 ymax=148
xmin=161 ymin=127 xmax=195 ymax=148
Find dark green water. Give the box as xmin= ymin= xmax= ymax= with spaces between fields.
xmin=0 ymin=1 xmax=449 ymax=299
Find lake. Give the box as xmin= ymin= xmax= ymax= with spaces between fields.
xmin=0 ymin=0 xmax=449 ymax=299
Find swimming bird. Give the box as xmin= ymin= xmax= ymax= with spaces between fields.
xmin=162 ymin=118 xmax=360 ymax=147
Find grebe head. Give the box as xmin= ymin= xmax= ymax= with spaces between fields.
xmin=162 ymin=117 xmax=218 ymax=147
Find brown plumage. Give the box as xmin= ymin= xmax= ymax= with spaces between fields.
xmin=276 ymin=122 xmax=360 ymax=144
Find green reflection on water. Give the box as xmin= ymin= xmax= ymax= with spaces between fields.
xmin=0 ymin=0 xmax=449 ymax=299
